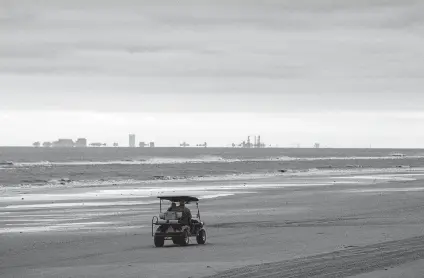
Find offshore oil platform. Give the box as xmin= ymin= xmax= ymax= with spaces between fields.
xmin=233 ymin=135 xmax=266 ymax=148
xmin=178 ymin=141 xmax=207 ymax=147
xmin=180 ymin=141 xmax=190 ymax=147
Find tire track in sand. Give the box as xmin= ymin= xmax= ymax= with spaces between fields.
xmin=203 ymin=235 xmax=424 ymax=278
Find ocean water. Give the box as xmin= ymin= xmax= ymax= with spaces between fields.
xmin=1 ymin=147 xmax=423 ymax=187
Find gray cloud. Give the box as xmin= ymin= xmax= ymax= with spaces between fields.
xmin=1 ymin=0 xmax=424 ymax=112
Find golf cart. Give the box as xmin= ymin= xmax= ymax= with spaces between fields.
xmin=152 ymin=196 xmax=206 ymax=247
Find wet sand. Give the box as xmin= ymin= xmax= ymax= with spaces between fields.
xmin=1 ymin=169 xmax=424 ymax=278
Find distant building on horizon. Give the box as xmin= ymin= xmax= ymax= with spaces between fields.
xmin=113 ymin=142 xmax=119 ymax=147
xmin=37 ymin=138 xmax=88 ymax=148
xmin=42 ymin=142 xmax=52 ymax=148
xmin=314 ymin=143 xmax=320 ymax=148
xmin=129 ymin=134 xmax=136 ymax=147
xmin=75 ymin=138 xmax=87 ymax=147
xmin=149 ymin=142 xmax=155 ymax=148
xmin=52 ymin=139 xmax=74 ymax=148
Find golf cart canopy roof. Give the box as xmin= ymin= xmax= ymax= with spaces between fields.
xmin=157 ymin=196 xmax=199 ymax=203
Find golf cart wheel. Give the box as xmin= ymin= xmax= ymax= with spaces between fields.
xmin=179 ymin=230 xmax=189 ymax=246
xmin=196 ymin=229 xmax=206 ymax=244
xmin=154 ymin=236 xmax=164 ymax=247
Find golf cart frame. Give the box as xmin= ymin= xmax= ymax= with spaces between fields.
xmin=152 ymin=196 xmax=206 ymax=247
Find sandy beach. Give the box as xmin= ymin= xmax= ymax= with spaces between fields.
xmin=2 ymin=167 xmax=424 ymax=278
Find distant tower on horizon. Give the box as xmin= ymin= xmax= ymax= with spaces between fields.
xmin=129 ymin=134 xmax=136 ymax=148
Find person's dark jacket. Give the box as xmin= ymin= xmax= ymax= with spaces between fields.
xmin=179 ymin=206 xmax=192 ymax=225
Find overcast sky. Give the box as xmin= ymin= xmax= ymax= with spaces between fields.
xmin=1 ymin=0 xmax=424 ymax=147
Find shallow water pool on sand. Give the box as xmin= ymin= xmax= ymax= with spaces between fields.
xmin=0 ymin=221 xmax=115 ymax=233
xmin=344 ymin=187 xmax=424 ymax=193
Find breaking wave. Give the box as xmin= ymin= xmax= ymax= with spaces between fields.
xmin=4 ymin=166 xmax=424 ymax=189
xmin=26 ymin=172 xmax=290 ymax=188
xmin=2 ymin=154 xmax=424 ymax=169
xmin=2 ymin=156 xmax=232 ymax=168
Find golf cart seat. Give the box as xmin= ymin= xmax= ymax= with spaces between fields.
xmin=156 ymin=219 xmax=181 ymax=225
xmin=160 ymin=211 xmax=182 ymax=220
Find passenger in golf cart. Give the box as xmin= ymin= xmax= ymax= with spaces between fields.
xmin=177 ymin=200 xmax=192 ymax=225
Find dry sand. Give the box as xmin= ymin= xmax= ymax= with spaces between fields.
xmin=1 ymin=170 xmax=424 ymax=278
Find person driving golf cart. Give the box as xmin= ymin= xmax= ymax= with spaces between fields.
xmin=177 ymin=200 xmax=192 ymax=225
